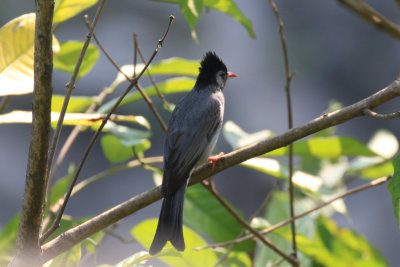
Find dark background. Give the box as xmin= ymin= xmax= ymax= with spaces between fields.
xmin=1 ymin=0 xmax=400 ymax=265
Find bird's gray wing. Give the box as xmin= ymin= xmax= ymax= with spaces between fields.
xmin=162 ymin=99 xmax=222 ymax=195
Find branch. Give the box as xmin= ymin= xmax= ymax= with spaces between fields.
xmin=40 ymin=15 xmax=174 ymax=244
xmin=269 ymin=0 xmax=297 ymax=260
xmin=40 ymin=77 xmax=400 ymax=261
xmin=338 ymin=0 xmax=400 ymax=39
xmin=197 ymin=176 xmax=391 ymax=249
xmin=202 ymin=180 xmax=297 ymax=266
xmin=45 ymin=0 xmax=107 ymax=195
xmin=84 ymin=18 xmax=168 ymax=132
xmin=10 ymin=0 xmax=54 ymax=266
xmin=363 ymin=108 xmax=400 ymax=120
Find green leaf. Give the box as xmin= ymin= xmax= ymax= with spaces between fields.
xmin=179 ymin=0 xmax=203 ymax=30
xmin=51 ymin=95 xmax=95 ymax=113
xmin=131 ymin=219 xmax=218 ymax=266
xmin=107 ymin=249 xmax=182 ymax=267
xmin=148 ymin=0 xmax=255 ymax=38
xmin=266 ymin=136 xmax=377 ymax=158
xmin=241 ymin=158 xmax=323 ymax=194
xmin=184 ymin=184 xmax=254 ymax=251
xmin=216 ymin=250 xmax=252 ymax=267
xmin=388 ymin=153 xmax=400 ymax=228
xmin=0 ymin=13 xmax=60 ymax=96
xmin=98 ymin=77 xmax=195 ymax=113
xmin=0 ymin=214 xmax=20 ymax=266
xmin=47 ymin=244 xmax=81 ymax=267
xmin=54 ymin=0 xmax=99 ymax=23
xmin=49 ymin=164 xmax=75 ymax=206
xmin=288 ymin=216 xmax=388 ymax=267
xmin=54 ymin=41 xmax=99 ymax=78
xmin=101 ymin=134 xmax=151 ymax=164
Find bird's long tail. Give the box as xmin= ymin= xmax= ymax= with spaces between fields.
xmin=149 ymin=185 xmax=186 ymax=255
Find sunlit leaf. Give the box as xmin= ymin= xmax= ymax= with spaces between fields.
xmin=54 ymin=41 xmax=99 ymax=79
xmin=0 ymin=13 xmax=60 ymax=96
xmin=101 ymin=134 xmax=151 ymax=164
xmin=51 ymin=95 xmax=95 ymax=113
xmin=185 ymin=184 xmax=254 ymax=251
xmin=388 ymin=153 xmax=400 ymax=228
xmin=368 ymin=129 xmax=399 ymax=159
xmin=98 ymin=77 xmax=195 ymax=113
xmin=223 ymin=120 xmax=273 ymax=150
xmin=54 ymin=0 xmax=99 ymax=23
xmin=0 ymin=111 xmax=149 ymax=129
xmin=148 ymin=0 xmax=255 ymax=38
xmin=132 ymin=219 xmax=218 ymax=266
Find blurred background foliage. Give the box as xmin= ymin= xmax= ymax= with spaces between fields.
xmin=0 ymin=0 xmax=400 ymax=266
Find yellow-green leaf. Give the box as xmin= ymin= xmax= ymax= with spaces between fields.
xmin=54 ymin=41 xmax=99 ymax=78
xmin=132 ymin=219 xmax=218 ymax=267
xmin=51 ymin=95 xmax=95 ymax=113
xmin=54 ymin=0 xmax=99 ymax=23
xmin=0 ymin=13 xmax=60 ymax=96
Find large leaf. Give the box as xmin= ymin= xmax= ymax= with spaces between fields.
xmin=54 ymin=41 xmax=99 ymax=79
xmin=45 ymin=244 xmax=81 ymax=267
xmin=54 ymin=0 xmax=99 ymax=23
xmin=101 ymin=134 xmax=151 ymax=164
xmin=51 ymin=95 xmax=95 ymax=113
xmin=0 ymin=13 xmax=60 ymax=96
xmin=179 ymin=0 xmax=203 ymax=31
xmin=98 ymin=77 xmax=195 ymax=113
xmin=285 ymin=216 xmax=388 ymax=267
xmin=388 ymin=153 xmax=400 ymax=228
xmin=49 ymin=164 xmax=75 ymax=206
xmin=132 ymin=219 xmax=218 ymax=266
xmin=148 ymin=0 xmax=255 ymax=38
xmin=184 ymin=184 xmax=254 ymax=251
xmin=0 ymin=111 xmax=149 ymax=129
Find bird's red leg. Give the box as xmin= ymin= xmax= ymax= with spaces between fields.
xmin=208 ymin=152 xmax=224 ymax=169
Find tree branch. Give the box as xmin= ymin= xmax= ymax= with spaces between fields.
xmin=10 ymin=0 xmax=54 ymax=266
xmin=269 ymin=0 xmax=297 ymax=261
xmin=363 ymin=108 xmax=400 ymax=120
xmin=41 ymin=77 xmax=400 ymax=262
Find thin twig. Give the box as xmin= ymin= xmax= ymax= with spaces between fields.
xmin=41 ymin=78 xmax=400 ymax=261
xmin=363 ymin=108 xmax=400 ymax=120
xmin=134 ymin=34 xmax=173 ymax=111
xmin=269 ymin=0 xmax=297 ymax=261
xmin=45 ymin=0 xmax=107 ymax=199
xmin=84 ymin=18 xmax=168 ymax=132
xmin=0 ymin=95 xmax=11 ymax=113
xmin=202 ymin=179 xmax=298 ymax=266
xmin=40 ymin=15 xmax=174 ymax=244
xmin=338 ymin=0 xmax=400 ymax=39
xmin=197 ymin=176 xmax=391 ymax=249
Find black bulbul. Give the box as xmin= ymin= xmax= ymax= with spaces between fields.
xmin=149 ymin=51 xmax=237 ymax=255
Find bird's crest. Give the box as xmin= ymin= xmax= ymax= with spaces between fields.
xmin=196 ymin=51 xmax=227 ymax=87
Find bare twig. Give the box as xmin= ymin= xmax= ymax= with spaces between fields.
xmin=84 ymin=18 xmax=168 ymax=132
xmin=269 ymin=0 xmax=297 ymax=260
xmin=45 ymin=0 xmax=107 ymax=198
xmin=11 ymin=0 xmax=54 ymax=266
xmin=202 ymin=180 xmax=298 ymax=266
xmin=198 ymin=176 xmax=391 ymax=249
xmin=363 ymin=108 xmax=400 ymax=120
xmin=0 ymin=95 xmax=11 ymax=113
xmin=40 ymin=15 xmax=174 ymax=244
xmin=134 ymin=34 xmax=173 ymax=111
xmin=41 ymin=77 xmax=400 ymax=261
xmin=338 ymin=0 xmax=400 ymax=39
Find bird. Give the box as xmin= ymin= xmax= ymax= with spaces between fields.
xmin=149 ymin=51 xmax=237 ymax=255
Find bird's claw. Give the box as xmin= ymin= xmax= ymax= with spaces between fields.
xmin=208 ymin=152 xmax=224 ymax=169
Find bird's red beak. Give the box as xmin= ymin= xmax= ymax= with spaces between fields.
xmin=227 ymin=72 xmax=238 ymax=78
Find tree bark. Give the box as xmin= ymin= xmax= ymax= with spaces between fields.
xmin=10 ymin=0 xmax=54 ymax=266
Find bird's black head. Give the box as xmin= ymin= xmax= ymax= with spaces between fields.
xmin=195 ymin=51 xmax=237 ymax=89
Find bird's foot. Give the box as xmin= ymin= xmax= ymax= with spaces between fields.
xmin=208 ymin=152 xmax=224 ymax=169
